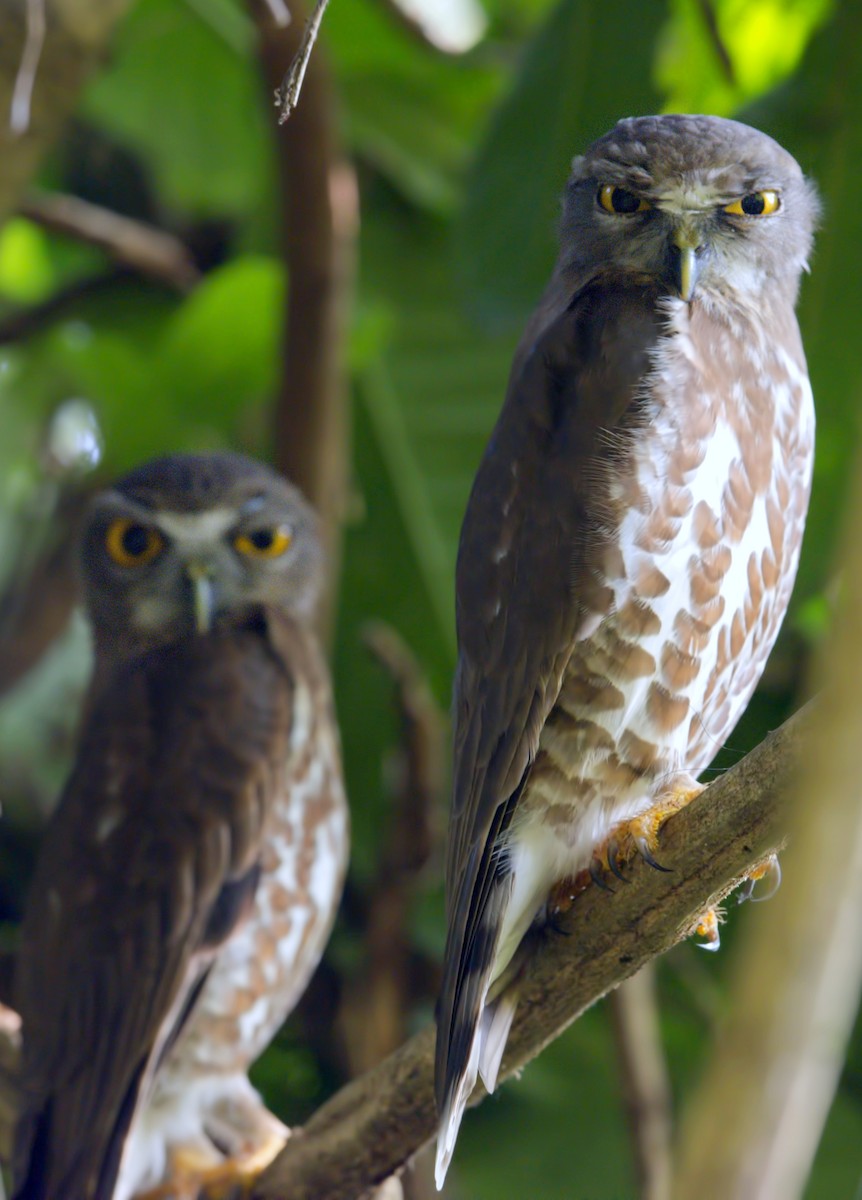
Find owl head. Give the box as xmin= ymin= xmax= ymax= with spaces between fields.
xmin=81 ymin=453 xmax=323 ymax=661
xmin=560 ymin=114 xmax=820 ymax=304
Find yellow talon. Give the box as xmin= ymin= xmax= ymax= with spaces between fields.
xmin=134 ymin=1128 xmax=287 ymax=1200
xmin=592 ymin=778 xmax=706 ymax=882
xmin=694 ymin=906 xmax=722 ymax=951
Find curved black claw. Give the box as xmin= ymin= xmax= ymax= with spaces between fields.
xmin=547 ymin=910 xmax=573 ymax=936
xmin=638 ymin=841 xmax=672 ymax=873
xmin=590 ymin=858 xmax=615 ymax=893
xmin=607 ymin=842 xmax=630 ymax=883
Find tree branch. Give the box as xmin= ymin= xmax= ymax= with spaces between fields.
xmin=19 ymin=190 xmax=200 ymax=291
xmin=0 ymin=488 xmax=91 ymax=698
xmin=0 ymin=0 xmax=134 ymax=224
xmin=251 ymin=0 xmax=357 ymax=636
xmin=609 ymin=966 xmax=673 ymax=1200
xmin=339 ymin=624 xmax=442 ymax=1077
xmin=250 ymin=704 xmax=808 ymax=1200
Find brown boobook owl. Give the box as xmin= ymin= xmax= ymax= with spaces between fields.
xmin=12 ymin=453 xmax=348 ymax=1199
xmin=434 ymin=114 xmax=819 ymax=1185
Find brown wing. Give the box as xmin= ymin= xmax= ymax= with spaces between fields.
xmin=435 ymin=275 xmax=666 ymax=1113
xmin=12 ymin=608 xmax=295 ymax=1200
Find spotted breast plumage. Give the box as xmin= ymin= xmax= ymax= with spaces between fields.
xmin=434 ymin=114 xmax=818 ymax=1186
xmin=12 ymin=453 xmax=348 ymax=1200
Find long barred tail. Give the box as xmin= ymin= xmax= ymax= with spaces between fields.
xmin=434 ymin=868 xmax=514 ymax=1190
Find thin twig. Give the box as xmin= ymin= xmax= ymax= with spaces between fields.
xmin=696 ymin=0 xmax=735 ymax=84
xmin=0 ymin=489 xmax=92 ymax=698
xmin=273 ymin=0 xmax=332 ymax=124
xmin=0 ymin=1 xmax=135 ymax=226
xmin=19 ymin=190 xmax=200 ymax=290
xmin=0 ymin=268 xmax=125 ymax=346
xmin=9 ymin=0 xmax=45 ymax=135
xmin=609 ymin=966 xmax=673 ymax=1200
xmin=339 ymin=624 xmax=442 ymax=1075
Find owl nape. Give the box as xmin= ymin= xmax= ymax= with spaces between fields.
xmin=434 ymin=113 xmax=818 ymax=1187
xmin=12 ymin=454 xmax=348 ymax=1200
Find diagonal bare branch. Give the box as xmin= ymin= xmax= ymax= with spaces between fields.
xmin=249 ymin=703 xmax=808 ymax=1200
xmin=19 ymin=190 xmax=200 ymax=290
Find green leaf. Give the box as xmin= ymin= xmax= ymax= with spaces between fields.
xmin=158 ymin=256 xmax=283 ymax=420
xmin=80 ymin=0 xmax=272 ymax=218
xmin=456 ymin=0 xmax=666 ymax=327
xmin=328 ymin=0 xmax=503 ymax=213
xmin=739 ymin=3 xmax=862 ymax=601
xmin=657 ymin=0 xmax=833 ymax=117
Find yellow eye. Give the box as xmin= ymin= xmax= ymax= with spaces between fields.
xmin=724 ymin=190 xmax=780 ymax=217
xmin=105 ymin=518 xmax=164 ymax=567
xmin=234 ymin=526 xmax=292 ymax=559
xmin=598 ymin=184 xmax=651 ymax=215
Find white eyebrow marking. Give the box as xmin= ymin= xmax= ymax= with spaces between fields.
xmin=241 ymin=493 xmax=267 ymax=515
xmin=154 ymin=508 xmax=236 ymax=541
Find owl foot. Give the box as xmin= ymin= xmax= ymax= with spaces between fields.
xmin=737 ymin=853 xmax=782 ymax=904
xmin=547 ymin=868 xmax=593 ymax=920
xmin=694 ymin=906 xmax=721 ymax=951
xmin=133 ymin=1143 xmax=222 ymax=1199
xmin=546 ymin=781 xmax=706 ymax=920
xmin=134 ymin=1129 xmax=288 ymax=1200
xmin=594 ymin=779 xmax=706 ymax=883
xmin=195 ymin=1128 xmax=289 ymax=1199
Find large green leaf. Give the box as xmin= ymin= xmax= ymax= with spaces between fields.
xmin=327 ymin=0 xmax=504 ymax=213
xmin=456 ymin=0 xmax=666 ymax=327
xmin=740 ymin=4 xmax=862 ymax=599
xmin=80 ymin=0 xmax=273 ymax=218
xmin=657 ymin=0 xmax=833 ymax=117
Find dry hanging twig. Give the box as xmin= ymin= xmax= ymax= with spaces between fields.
xmin=273 ymin=0 xmax=332 ymax=123
xmin=9 ymin=0 xmax=45 ymax=134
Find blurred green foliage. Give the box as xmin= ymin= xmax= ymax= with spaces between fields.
xmin=0 ymin=0 xmax=860 ymax=1196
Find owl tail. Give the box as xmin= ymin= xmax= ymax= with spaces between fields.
xmin=435 ymin=852 xmax=529 ymax=1192
xmin=435 ymin=823 xmax=557 ymax=1189
xmin=435 ymin=982 xmax=522 ymax=1189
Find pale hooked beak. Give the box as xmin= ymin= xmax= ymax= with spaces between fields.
xmin=671 ymin=230 xmax=703 ymax=302
xmin=185 ymin=561 xmax=215 ymax=634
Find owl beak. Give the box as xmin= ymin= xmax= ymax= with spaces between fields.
xmin=185 ymin=561 xmax=214 ymax=634
xmin=670 ymin=230 xmax=703 ymax=302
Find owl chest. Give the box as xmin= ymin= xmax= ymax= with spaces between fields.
xmin=158 ymin=691 xmax=349 ymax=1077
xmin=528 ymin=320 xmax=814 ymax=834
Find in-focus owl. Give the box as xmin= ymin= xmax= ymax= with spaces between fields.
xmin=12 ymin=453 xmax=348 ymax=1200
xmin=435 ymin=114 xmax=819 ymax=1186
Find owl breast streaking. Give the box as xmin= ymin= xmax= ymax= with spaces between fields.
xmin=435 ymin=114 xmax=818 ymax=1186
xmin=12 ymin=453 xmax=348 ymax=1200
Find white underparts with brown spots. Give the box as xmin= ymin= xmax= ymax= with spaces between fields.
xmin=493 ymin=291 xmax=814 ymax=985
